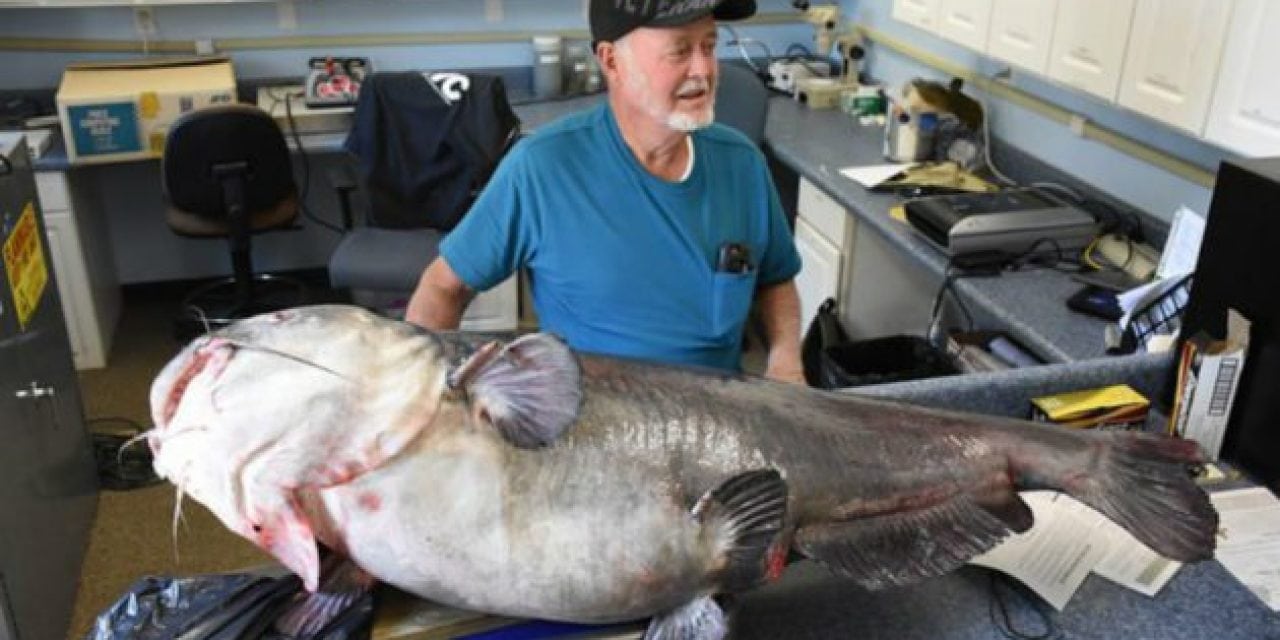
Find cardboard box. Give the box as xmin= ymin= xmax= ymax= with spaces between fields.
xmin=56 ymin=56 xmax=236 ymax=164
xmin=1171 ymin=308 xmax=1251 ymax=460
xmin=1030 ymin=384 xmax=1150 ymax=431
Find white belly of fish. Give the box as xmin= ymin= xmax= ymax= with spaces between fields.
xmin=313 ymin=430 xmax=712 ymax=623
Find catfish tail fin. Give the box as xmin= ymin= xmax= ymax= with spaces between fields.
xmin=1030 ymin=432 xmax=1218 ymax=562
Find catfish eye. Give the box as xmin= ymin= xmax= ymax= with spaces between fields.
xmin=252 ymin=524 xmax=262 ymax=533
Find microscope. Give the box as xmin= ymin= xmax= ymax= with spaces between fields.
xmin=791 ymin=1 xmax=866 ymax=109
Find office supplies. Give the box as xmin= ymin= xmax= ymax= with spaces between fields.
xmin=1209 ymin=487 xmax=1280 ymax=612
xmin=839 ymin=162 xmax=912 ymax=188
xmin=304 ymin=56 xmax=368 ymax=109
xmin=716 ymin=242 xmax=752 ymax=273
xmin=56 ymin=56 xmax=236 ymax=164
xmin=903 ymin=187 xmax=1099 ymax=257
xmin=1171 ymin=309 xmax=1250 ymax=459
xmin=1067 ymin=285 xmax=1123 ymax=321
xmin=1030 ymin=384 xmax=1150 ymax=431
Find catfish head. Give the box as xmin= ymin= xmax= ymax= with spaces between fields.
xmin=147 ymin=305 xmax=583 ymax=591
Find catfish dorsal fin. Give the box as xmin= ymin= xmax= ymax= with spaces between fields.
xmin=449 ymin=334 xmax=583 ymax=448
xmin=692 ymin=469 xmax=789 ymax=592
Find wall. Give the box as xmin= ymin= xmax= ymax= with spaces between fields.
xmin=0 ymin=0 xmax=812 ymax=91
xmin=843 ymin=0 xmax=1238 ymax=222
xmin=3 ymin=0 xmax=818 ymax=284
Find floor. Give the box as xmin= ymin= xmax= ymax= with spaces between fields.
xmin=67 ymin=280 xmax=769 ymax=639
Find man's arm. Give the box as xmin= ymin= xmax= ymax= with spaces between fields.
xmin=756 ymin=279 xmax=805 ymax=384
xmin=405 ymin=257 xmax=475 ymax=330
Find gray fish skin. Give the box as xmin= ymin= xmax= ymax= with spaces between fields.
xmin=147 ymin=306 xmax=1218 ymax=626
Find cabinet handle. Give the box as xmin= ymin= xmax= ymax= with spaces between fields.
xmin=14 ymin=382 xmax=55 ymax=400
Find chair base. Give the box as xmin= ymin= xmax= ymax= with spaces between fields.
xmin=174 ymin=273 xmax=308 ymax=341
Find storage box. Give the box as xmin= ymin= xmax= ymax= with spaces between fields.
xmin=56 ymin=56 xmax=236 ymax=164
xmin=1030 ymin=384 xmax=1150 ymax=431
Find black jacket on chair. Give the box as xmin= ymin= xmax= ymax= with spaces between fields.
xmin=344 ymin=71 xmax=520 ymax=231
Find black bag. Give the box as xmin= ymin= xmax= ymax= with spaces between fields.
xmin=802 ymin=298 xmax=957 ymax=389
xmin=345 ymin=72 xmax=520 ymax=231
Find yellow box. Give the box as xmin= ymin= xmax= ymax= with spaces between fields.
xmin=56 ymin=56 xmax=236 ymax=165
xmin=1030 ymin=384 xmax=1150 ymax=430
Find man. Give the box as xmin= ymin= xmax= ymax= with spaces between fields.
xmin=405 ymin=0 xmax=805 ymax=383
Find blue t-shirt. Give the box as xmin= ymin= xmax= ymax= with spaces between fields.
xmin=440 ymin=103 xmax=801 ymax=371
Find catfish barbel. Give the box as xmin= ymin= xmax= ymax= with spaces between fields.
xmin=147 ymin=305 xmax=1216 ymax=639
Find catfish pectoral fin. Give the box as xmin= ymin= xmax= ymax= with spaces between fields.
xmin=796 ymin=495 xmax=1013 ymax=591
xmin=692 ymin=469 xmax=789 ymax=592
xmin=274 ymin=553 xmax=376 ymax=639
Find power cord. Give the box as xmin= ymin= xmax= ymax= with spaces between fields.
xmin=277 ymin=89 xmax=346 ymax=234
xmin=988 ymin=571 xmax=1059 ymax=639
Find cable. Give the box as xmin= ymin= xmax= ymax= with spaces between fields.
xmin=927 ymin=264 xmax=979 ymax=346
xmin=988 ymin=572 xmax=1059 ymax=639
xmin=720 ymin=24 xmax=773 ymax=75
xmin=282 ymin=91 xmax=345 ymax=234
xmin=977 ymin=94 xmax=1017 ymax=187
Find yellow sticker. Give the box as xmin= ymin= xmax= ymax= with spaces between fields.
xmin=139 ymin=91 xmax=160 ymax=119
xmin=3 ymin=202 xmax=49 ymax=330
xmin=149 ymin=130 xmax=167 ymax=154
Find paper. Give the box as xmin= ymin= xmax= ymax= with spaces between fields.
xmin=840 ymin=163 xmax=913 ymax=188
xmin=1092 ymin=516 xmax=1182 ymax=597
xmin=1211 ymin=487 xmax=1280 ymax=611
xmin=1156 ymin=206 xmax=1206 ymax=280
xmin=969 ymin=492 xmax=1111 ymax=610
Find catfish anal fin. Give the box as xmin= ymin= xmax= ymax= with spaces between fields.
xmin=796 ymin=495 xmax=1015 ymax=590
xmin=452 ymin=334 xmax=583 ymax=448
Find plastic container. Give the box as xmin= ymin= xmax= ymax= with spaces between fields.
xmin=532 ymin=35 xmax=563 ymax=100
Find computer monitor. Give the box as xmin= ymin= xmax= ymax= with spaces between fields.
xmin=1180 ymin=156 xmax=1280 ymax=488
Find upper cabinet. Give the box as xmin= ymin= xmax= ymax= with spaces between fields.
xmin=1047 ymin=0 xmax=1136 ymax=102
xmin=986 ymin=0 xmax=1058 ymax=74
xmin=1205 ymin=0 xmax=1280 ymax=157
xmin=1116 ymin=0 xmax=1233 ymax=135
xmin=892 ymin=0 xmax=944 ymax=34
xmin=937 ymin=0 xmax=993 ymax=51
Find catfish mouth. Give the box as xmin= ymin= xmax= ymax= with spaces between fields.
xmin=152 ymin=338 xmax=231 ymax=455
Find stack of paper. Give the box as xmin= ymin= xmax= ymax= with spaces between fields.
xmin=1210 ymin=487 xmax=1280 ymax=611
xmin=970 ymin=491 xmax=1182 ymax=610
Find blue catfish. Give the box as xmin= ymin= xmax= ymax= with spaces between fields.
xmin=147 ymin=305 xmax=1217 ymax=639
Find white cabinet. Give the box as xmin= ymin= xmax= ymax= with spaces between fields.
xmin=1047 ymin=0 xmax=1136 ymax=101
xmin=892 ymin=0 xmax=944 ymax=34
xmin=1205 ymin=0 xmax=1280 ymax=156
xmin=986 ymin=0 xmax=1058 ymax=73
xmin=938 ymin=0 xmax=993 ymax=51
xmin=795 ymin=179 xmax=849 ymax=331
xmin=1117 ymin=0 xmax=1233 ymax=134
xmin=34 ymin=170 xmax=120 ymax=370
xmin=461 ymin=274 xmax=519 ymax=333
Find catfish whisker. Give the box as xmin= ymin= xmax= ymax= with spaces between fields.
xmin=222 ymin=340 xmax=352 ymax=380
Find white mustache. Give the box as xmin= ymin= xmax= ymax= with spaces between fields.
xmin=676 ymin=78 xmax=712 ymax=98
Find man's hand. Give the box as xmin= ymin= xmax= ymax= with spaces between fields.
xmin=756 ymin=279 xmax=806 ymax=385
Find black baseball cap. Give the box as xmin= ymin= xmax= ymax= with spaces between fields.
xmin=590 ymin=0 xmax=757 ymax=45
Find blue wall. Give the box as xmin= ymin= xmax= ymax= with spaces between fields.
xmin=0 ymin=0 xmax=813 ymax=91
xmin=843 ymin=0 xmax=1239 ymax=222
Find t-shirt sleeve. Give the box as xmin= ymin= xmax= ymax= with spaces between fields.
xmin=439 ymin=146 xmax=534 ymax=292
xmin=757 ymin=165 xmax=802 ymax=286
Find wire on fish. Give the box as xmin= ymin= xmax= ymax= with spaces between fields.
xmin=222 ymin=340 xmax=353 ymax=381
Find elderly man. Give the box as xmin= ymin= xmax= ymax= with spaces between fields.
xmin=405 ymin=0 xmax=804 ymax=382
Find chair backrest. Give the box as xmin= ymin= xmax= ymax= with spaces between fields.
xmin=162 ymin=103 xmax=298 ymax=236
xmin=344 ymin=72 xmax=521 ymax=231
xmin=715 ymin=62 xmax=770 ymax=146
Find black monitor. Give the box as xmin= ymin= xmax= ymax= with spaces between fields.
xmin=1180 ymin=156 xmax=1280 ymax=489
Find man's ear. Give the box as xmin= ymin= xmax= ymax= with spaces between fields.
xmin=596 ymin=41 xmax=620 ymax=82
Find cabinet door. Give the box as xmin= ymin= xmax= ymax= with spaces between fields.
xmin=1117 ymin=0 xmax=1233 ymax=134
xmin=1047 ymin=0 xmax=1136 ymax=101
xmin=794 ymin=218 xmax=842 ymax=332
xmin=938 ymin=0 xmax=993 ymax=51
xmin=1205 ymin=0 xmax=1280 ymax=156
xmin=986 ymin=0 xmax=1058 ymax=73
xmin=892 ymin=0 xmax=944 ymax=34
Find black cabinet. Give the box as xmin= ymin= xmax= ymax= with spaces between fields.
xmin=0 ymin=135 xmax=98 ymax=640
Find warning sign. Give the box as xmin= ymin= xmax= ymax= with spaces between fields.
xmin=3 ymin=202 xmax=48 ymax=329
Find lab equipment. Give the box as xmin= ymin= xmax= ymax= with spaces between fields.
xmin=533 ymin=35 xmax=563 ymax=100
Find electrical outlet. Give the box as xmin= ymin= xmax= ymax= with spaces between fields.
xmin=133 ymin=7 xmax=157 ymax=38
xmin=485 ymin=0 xmax=503 ymax=22
xmin=277 ymin=0 xmax=298 ymax=30
xmin=195 ymin=38 xmax=215 ymax=55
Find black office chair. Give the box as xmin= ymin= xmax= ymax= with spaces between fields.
xmin=326 ymin=72 xmax=520 ymax=320
xmin=162 ymin=103 xmax=306 ymax=339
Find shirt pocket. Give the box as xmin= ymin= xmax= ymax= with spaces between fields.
xmin=710 ymin=271 xmax=757 ymax=338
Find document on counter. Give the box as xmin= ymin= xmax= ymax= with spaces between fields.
xmin=840 ymin=163 xmax=913 ymax=188
xmin=1211 ymin=487 xmax=1280 ymax=611
xmin=969 ymin=491 xmax=1182 ymax=609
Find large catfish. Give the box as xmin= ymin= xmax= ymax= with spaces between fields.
xmin=148 ymin=305 xmax=1217 ymax=639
